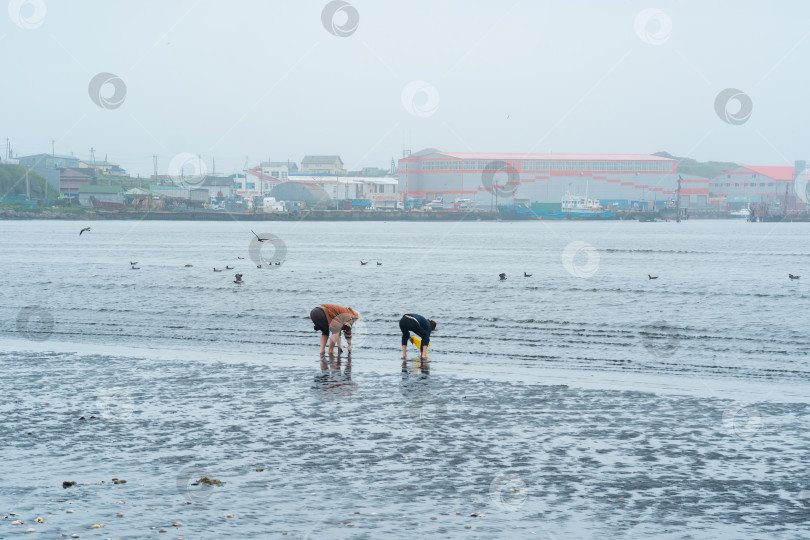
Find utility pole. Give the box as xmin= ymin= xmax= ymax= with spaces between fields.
xmin=51 ymin=139 xmax=55 ymax=157
xmin=89 ymin=147 xmax=95 ymax=164
xmin=152 ymin=154 xmax=158 ymax=189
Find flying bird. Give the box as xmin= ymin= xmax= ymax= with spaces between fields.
xmin=524 ymin=272 xmax=532 ymax=277
xmin=789 ymin=274 xmax=800 ymax=280
xmin=251 ymin=230 xmax=267 ymax=242
xmin=648 ymin=275 xmax=658 ymax=280
xmin=79 ymin=227 xmax=91 ymax=235
xmin=129 ymin=261 xmax=138 ymax=266
xmin=499 ymin=273 xmax=507 ymax=281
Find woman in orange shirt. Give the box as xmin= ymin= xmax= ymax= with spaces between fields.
xmin=310 ymin=304 xmax=361 ymax=356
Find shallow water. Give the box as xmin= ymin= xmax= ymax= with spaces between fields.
xmin=1 ymin=219 xmax=809 ymax=539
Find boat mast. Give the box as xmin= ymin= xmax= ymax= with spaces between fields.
xmin=676 ymin=175 xmax=682 ymax=223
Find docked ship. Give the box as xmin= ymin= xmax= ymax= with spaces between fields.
xmin=530 ymin=185 xmax=618 ymax=220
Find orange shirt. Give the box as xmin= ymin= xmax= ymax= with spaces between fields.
xmin=319 ymin=304 xmax=358 ymax=338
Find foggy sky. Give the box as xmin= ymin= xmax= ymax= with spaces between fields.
xmin=1 ymin=0 xmax=808 ymax=177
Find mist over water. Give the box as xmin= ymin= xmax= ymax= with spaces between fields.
xmin=2 ymin=219 xmax=810 ymax=538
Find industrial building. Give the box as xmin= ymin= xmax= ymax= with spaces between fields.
xmin=709 ymin=164 xmax=802 ymax=209
xmin=397 ymin=149 xmax=709 ymax=208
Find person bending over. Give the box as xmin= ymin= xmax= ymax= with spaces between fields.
xmin=310 ymin=304 xmax=361 ymax=356
xmin=399 ymin=313 xmax=436 ymax=360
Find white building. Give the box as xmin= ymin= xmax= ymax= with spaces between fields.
xmin=281 ymin=176 xmax=399 ymax=207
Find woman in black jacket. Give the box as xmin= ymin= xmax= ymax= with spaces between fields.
xmin=399 ymin=313 xmax=437 ymax=360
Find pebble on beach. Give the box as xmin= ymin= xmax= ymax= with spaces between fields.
xmin=66 ymin=510 xmax=74 ymax=514
xmin=92 ymin=524 xmax=104 ymax=528
xmin=116 ymin=513 xmax=124 ymax=518
xmin=26 ymin=528 xmax=36 ymax=533
xmin=173 ymin=522 xmax=183 ymax=527
xmin=34 ymin=517 xmax=45 ymax=523
xmin=12 ymin=520 xmax=23 ymax=525
xmin=62 ymin=481 xmax=76 ymax=489
xmin=226 ymin=514 xmax=234 ymax=519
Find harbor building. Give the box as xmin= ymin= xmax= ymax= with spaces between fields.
xmin=709 ymin=164 xmax=800 ymax=209
xmin=17 ymin=153 xmax=80 ymax=193
xmin=301 ymin=155 xmax=346 ymax=175
xmin=397 ymin=149 xmax=705 ymax=208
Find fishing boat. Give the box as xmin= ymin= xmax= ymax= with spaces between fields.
xmin=532 ymin=183 xmax=618 ymax=220
xmin=729 ymin=206 xmax=750 ymax=219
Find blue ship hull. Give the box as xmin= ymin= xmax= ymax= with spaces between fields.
xmin=498 ymin=205 xmax=618 ymax=220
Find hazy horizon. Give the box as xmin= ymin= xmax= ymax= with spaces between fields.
xmin=2 ymin=1 xmax=808 ymax=177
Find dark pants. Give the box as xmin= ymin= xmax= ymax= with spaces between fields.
xmin=310 ymin=307 xmax=329 ymax=336
xmin=399 ymin=315 xmax=429 ymax=347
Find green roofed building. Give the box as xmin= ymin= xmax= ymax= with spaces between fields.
xmin=78 ymin=184 xmax=124 ymax=207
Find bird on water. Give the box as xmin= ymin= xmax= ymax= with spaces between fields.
xmin=524 ymin=272 xmax=532 ymax=277
xmin=499 ymin=273 xmax=507 ymax=280
xmin=648 ymin=275 xmax=658 ymax=280
xmin=789 ymin=274 xmax=800 ymax=280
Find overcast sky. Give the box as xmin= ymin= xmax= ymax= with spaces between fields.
xmin=1 ymin=0 xmax=808 ymax=177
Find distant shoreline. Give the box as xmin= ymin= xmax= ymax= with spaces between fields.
xmin=0 ymin=208 xmax=499 ymax=221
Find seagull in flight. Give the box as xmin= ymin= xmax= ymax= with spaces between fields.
xmin=80 ymin=227 xmax=91 ymax=235
xmin=251 ymin=230 xmax=268 ymax=242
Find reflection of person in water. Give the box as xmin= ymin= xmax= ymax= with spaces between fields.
xmin=314 ymin=352 xmax=355 ymax=395
xmin=401 ymin=357 xmax=430 ymax=375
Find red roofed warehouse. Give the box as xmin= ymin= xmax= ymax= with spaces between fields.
xmin=397 ymin=149 xmax=708 ymax=208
